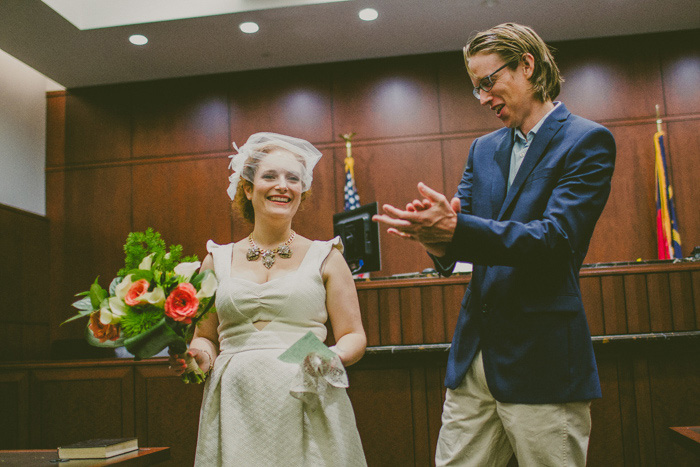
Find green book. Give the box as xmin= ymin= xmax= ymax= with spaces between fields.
xmin=58 ymin=437 xmax=138 ymax=459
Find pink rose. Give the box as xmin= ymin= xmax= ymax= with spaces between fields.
xmin=125 ymin=279 xmax=150 ymax=306
xmin=164 ymin=283 xmax=200 ymax=323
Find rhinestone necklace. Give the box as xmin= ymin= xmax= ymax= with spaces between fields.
xmin=246 ymin=230 xmax=295 ymax=269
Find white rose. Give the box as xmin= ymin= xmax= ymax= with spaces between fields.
xmin=196 ymin=272 xmax=218 ymax=299
xmin=174 ymin=261 xmax=201 ymax=281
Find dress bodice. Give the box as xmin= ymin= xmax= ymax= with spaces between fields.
xmin=206 ymin=237 xmax=342 ymax=355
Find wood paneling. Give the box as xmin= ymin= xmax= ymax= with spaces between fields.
xmin=228 ymin=65 xmax=334 ymax=145
xmin=64 ymin=87 xmax=131 ymax=164
xmin=131 ymin=78 xmax=229 ymax=158
xmin=661 ymin=29 xmax=700 ymax=116
xmin=1 ymin=339 xmax=697 ymax=466
xmin=436 ymin=52 xmax=501 ymax=134
xmin=0 ymin=205 xmax=50 ymax=361
xmin=332 ymin=54 xmax=441 ymax=140
xmin=347 ymin=368 xmax=415 ymax=466
xmin=131 ymin=157 xmax=232 ymax=259
xmin=0 ymin=370 xmax=29 ymax=449
xmin=29 ymin=365 xmax=133 ymax=448
xmin=45 ymin=92 xmax=65 ymax=168
xmin=58 ymin=167 xmax=132 ymax=340
xmin=556 ymin=34 xmax=664 ymax=122
xmin=666 ymin=120 xmax=700 ymax=257
xmin=134 ymin=365 xmax=203 ymax=467
xmin=588 ymin=123 xmax=659 ymax=263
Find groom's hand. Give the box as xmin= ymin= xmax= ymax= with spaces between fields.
xmin=373 ymin=182 xmax=460 ymax=248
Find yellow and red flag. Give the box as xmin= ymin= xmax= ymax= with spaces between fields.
xmin=654 ymin=131 xmax=682 ymax=259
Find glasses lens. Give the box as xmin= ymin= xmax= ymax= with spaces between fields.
xmin=472 ymin=88 xmax=480 ymax=99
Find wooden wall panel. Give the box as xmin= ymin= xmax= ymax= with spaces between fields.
xmin=347 ymin=368 xmax=415 ymax=466
xmin=30 ymin=366 xmax=133 ymax=448
xmin=556 ymin=34 xmax=663 ymax=122
xmin=57 ymin=167 xmax=132 ymax=340
xmin=45 ymin=92 xmax=66 ymax=168
xmin=588 ymin=124 xmax=658 ymax=263
xmin=228 ymin=65 xmax=334 ymax=145
xmin=131 ymin=157 xmax=232 ymax=259
xmin=131 ymin=78 xmax=229 ymax=158
xmin=421 ymin=286 xmax=446 ymax=344
xmin=291 ymin=148 xmax=336 ymax=242
xmin=661 ymin=29 xmax=700 ymax=116
xmin=624 ymin=273 xmax=651 ymax=333
xmin=0 ymin=371 xmax=29 ymax=449
xmin=646 ymin=273 xmax=673 ymax=332
xmin=378 ymin=288 xmax=402 ymax=345
xmin=0 ymin=205 xmax=50 ymax=361
xmin=332 ymin=54 xmax=441 ymax=139
xmin=358 ymin=289 xmax=380 ymax=346
xmin=588 ymin=356 xmax=625 ymax=466
xmin=436 ymin=52 xmax=501 ymax=134
xmin=64 ymin=87 xmax=131 ymax=164
xmin=601 ymin=276 xmax=628 ymax=334
xmin=668 ymin=272 xmax=696 ymax=331
xmin=134 ymin=366 xmax=203 ymax=467
xmin=400 ymin=287 xmax=424 ymax=344
xmin=666 ymin=120 xmax=700 ymax=257
xmin=648 ymin=350 xmax=700 ymax=465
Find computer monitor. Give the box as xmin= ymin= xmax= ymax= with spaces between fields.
xmin=333 ymin=202 xmax=381 ymax=275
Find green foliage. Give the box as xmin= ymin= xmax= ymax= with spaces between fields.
xmin=120 ymin=305 xmax=163 ymax=338
xmin=118 ymin=228 xmax=198 ymax=277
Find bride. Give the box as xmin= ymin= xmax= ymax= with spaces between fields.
xmin=170 ymin=132 xmax=368 ymax=466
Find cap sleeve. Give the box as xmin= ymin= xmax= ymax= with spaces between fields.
xmin=205 ymin=240 xmax=233 ymax=278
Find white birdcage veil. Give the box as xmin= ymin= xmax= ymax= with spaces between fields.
xmin=227 ymin=132 xmax=322 ymax=200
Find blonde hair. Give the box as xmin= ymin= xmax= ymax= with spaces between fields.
xmin=464 ymin=23 xmax=563 ymax=102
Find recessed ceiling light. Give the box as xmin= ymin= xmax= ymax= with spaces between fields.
xmin=240 ymin=22 xmax=259 ymax=34
xmin=129 ymin=34 xmax=148 ymax=45
xmin=359 ymin=8 xmax=378 ymax=21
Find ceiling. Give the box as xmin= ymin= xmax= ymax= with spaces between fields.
xmin=1 ymin=0 xmax=698 ymax=89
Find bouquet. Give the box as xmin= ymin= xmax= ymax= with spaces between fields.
xmin=62 ymin=228 xmax=217 ymax=383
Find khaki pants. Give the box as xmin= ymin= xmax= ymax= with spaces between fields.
xmin=436 ymin=352 xmax=592 ymax=467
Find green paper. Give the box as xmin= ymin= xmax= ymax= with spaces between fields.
xmin=278 ymin=331 xmax=336 ymax=364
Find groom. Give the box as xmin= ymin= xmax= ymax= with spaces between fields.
xmin=374 ymin=23 xmax=615 ymax=466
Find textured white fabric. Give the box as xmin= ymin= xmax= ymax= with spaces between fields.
xmin=196 ymin=238 xmax=367 ymax=466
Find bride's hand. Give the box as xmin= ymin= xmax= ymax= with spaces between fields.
xmin=168 ymin=348 xmax=211 ymax=375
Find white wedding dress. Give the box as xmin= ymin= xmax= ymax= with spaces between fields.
xmin=194 ymin=238 xmax=367 ymax=466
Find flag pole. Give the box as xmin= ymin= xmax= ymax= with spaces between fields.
xmin=340 ymin=132 xmax=357 ymax=179
xmin=655 ymin=104 xmax=662 ymax=133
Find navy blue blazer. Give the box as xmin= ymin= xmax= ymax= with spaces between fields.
xmin=435 ymin=103 xmax=615 ymax=403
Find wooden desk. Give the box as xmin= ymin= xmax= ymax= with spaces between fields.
xmin=0 ymin=447 xmax=170 ymax=467
xmin=669 ymin=426 xmax=700 ymax=456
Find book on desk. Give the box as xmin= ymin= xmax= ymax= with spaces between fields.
xmin=58 ymin=438 xmax=138 ymax=459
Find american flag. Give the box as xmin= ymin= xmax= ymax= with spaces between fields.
xmin=344 ymin=156 xmax=361 ymax=211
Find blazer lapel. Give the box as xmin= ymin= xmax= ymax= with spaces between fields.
xmin=496 ymin=105 xmax=569 ymax=220
xmin=490 ymin=130 xmax=513 ymax=218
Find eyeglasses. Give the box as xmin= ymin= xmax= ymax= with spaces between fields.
xmin=472 ymin=61 xmax=513 ymax=99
